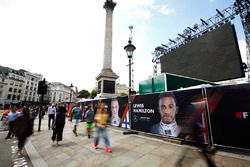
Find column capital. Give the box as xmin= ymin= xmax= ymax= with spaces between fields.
xmin=103 ymin=0 xmax=116 ymax=10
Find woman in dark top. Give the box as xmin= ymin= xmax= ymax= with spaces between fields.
xmin=13 ymin=107 xmax=33 ymax=153
xmin=51 ymin=105 xmax=66 ymax=145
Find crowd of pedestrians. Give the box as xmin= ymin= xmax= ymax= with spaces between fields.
xmin=2 ymin=100 xmax=113 ymax=156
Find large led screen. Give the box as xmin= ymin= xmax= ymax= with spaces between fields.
xmin=160 ymin=23 xmax=244 ymax=82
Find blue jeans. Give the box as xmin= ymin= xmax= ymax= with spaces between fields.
xmin=94 ymin=126 xmax=110 ymax=147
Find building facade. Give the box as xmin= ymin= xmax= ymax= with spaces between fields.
xmin=0 ymin=66 xmax=9 ymax=106
xmin=0 ymin=65 xmax=43 ymax=106
xmin=48 ymin=82 xmax=74 ymax=103
xmin=21 ymin=70 xmax=43 ymax=102
xmin=0 ymin=65 xmax=79 ymax=106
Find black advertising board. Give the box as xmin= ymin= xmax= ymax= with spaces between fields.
xmin=131 ymin=89 xmax=208 ymax=144
xmin=108 ymin=96 xmax=129 ymax=128
xmin=206 ymin=83 xmax=250 ymax=149
xmin=80 ymin=96 xmax=129 ymax=128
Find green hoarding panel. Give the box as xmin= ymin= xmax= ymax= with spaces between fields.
xmin=152 ymin=74 xmax=166 ymax=93
xmin=139 ymin=79 xmax=153 ymax=94
xmin=166 ymin=73 xmax=215 ymax=91
xmin=139 ymin=73 xmax=216 ymax=94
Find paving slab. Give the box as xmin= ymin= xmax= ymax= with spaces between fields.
xmin=24 ymin=116 xmax=250 ymax=167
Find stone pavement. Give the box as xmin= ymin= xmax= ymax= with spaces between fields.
xmin=24 ymin=116 xmax=250 ymax=167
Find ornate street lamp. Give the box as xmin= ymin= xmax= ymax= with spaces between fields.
xmin=124 ymin=40 xmax=136 ymax=130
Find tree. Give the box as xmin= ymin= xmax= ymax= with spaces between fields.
xmin=90 ymin=90 xmax=97 ymax=99
xmin=119 ymin=92 xmax=128 ymax=97
xmin=78 ymin=89 xmax=90 ymax=98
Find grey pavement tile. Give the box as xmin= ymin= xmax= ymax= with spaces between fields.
xmin=102 ymin=151 xmax=143 ymax=167
xmin=159 ymin=154 xmax=187 ymax=167
xmin=214 ymin=154 xmax=223 ymax=166
xmin=221 ymin=156 xmax=250 ymax=167
xmin=109 ymin=146 xmax=130 ymax=157
xmin=26 ymin=117 xmax=250 ymax=167
xmin=45 ymin=157 xmax=62 ymax=167
xmin=64 ymin=160 xmax=80 ymax=167
xmin=151 ymin=144 xmax=178 ymax=157
xmin=55 ymin=152 xmax=71 ymax=162
xmin=80 ymin=153 xmax=112 ymax=167
xmin=117 ymin=142 xmax=139 ymax=150
xmin=110 ymin=134 xmax=129 ymax=143
xmin=131 ymin=143 xmax=159 ymax=154
xmin=126 ymin=153 xmax=166 ymax=167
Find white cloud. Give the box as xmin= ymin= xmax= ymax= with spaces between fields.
xmin=159 ymin=5 xmax=176 ymax=15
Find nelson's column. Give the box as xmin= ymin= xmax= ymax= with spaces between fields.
xmin=96 ymin=0 xmax=119 ymax=98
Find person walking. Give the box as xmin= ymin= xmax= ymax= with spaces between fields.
xmin=71 ymin=103 xmax=81 ymax=136
xmin=85 ymin=104 xmax=95 ymax=138
xmin=5 ymin=105 xmax=20 ymax=139
xmin=51 ymin=105 xmax=66 ymax=145
xmin=13 ymin=108 xmax=33 ymax=153
xmin=47 ymin=104 xmax=56 ymax=130
xmin=92 ymin=102 xmax=112 ymax=153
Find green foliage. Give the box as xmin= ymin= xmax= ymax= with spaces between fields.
xmin=119 ymin=92 xmax=128 ymax=97
xmin=90 ymin=90 xmax=97 ymax=99
xmin=78 ymin=89 xmax=90 ymax=98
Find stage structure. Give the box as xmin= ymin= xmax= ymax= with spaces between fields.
xmin=152 ymin=0 xmax=250 ymax=81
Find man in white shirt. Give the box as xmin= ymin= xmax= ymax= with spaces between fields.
xmin=47 ymin=104 xmax=56 ymax=130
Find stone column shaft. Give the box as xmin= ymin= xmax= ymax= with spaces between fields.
xmin=103 ymin=9 xmax=113 ymax=70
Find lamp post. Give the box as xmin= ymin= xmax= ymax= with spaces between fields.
xmin=124 ymin=40 xmax=136 ymax=131
xmin=68 ymin=83 xmax=74 ymax=113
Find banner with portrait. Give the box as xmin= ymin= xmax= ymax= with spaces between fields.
xmin=106 ymin=96 xmax=129 ymax=128
xmin=206 ymin=83 xmax=250 ymax=149
xmin=131 ymin=89 xmax=208 ymax=144
xmin=79 ymin=97 xmax=129 ymax=128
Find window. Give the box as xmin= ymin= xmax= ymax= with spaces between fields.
xmin=19 ymin=84 xmax=22 ymax=87
xmin=18 ymin=89 xmax=21 ymax=93
xmin=10 ymin=81 xmax=14 ymax=85
xmin=17 ymin=96 xmax=20 ymax=100
xmin=9 ymin=88 xmax=12 ymax=92
xmin=12 ymin=95 xmax=16 ymax=100
xmin=7 ymin=94 xmax=11 ymax=99
xmin=14 ymin=88 xmax=17 ymax=93
xmin=26 ymin=86 xmax=29 ymax=89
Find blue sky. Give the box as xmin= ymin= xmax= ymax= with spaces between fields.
xmin=0 ymin=0 xmax=246 ymax=91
